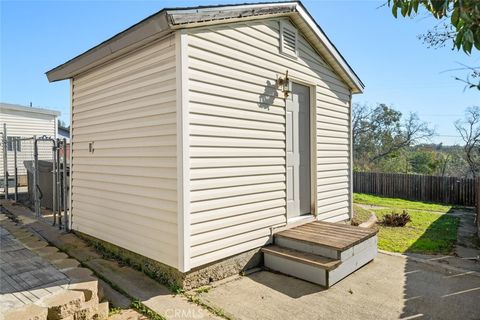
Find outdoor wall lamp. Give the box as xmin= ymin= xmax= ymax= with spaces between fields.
xmin=277 ymin=70 xmax=291 ymax=99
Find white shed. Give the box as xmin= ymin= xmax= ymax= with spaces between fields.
xmin=47 ymin=2 xmax=377 ymax=289
xmin=0 ymin=103 xmax=60 ymax=183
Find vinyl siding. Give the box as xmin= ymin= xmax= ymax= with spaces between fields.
xmin=0 ymin=109 xmax=56 ymax=176
xmin=186 ymin=19 xmax=352 ymax=268
xmin=71 ymin=35 xmax=179 ymax=268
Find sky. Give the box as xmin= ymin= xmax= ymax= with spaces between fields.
xmin=1 ymin=0 xmax=479 ymax=145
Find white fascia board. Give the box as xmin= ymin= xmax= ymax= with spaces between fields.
xmin=167 ymin=1 xmax=296 ymax=15
xmin=295 ymin=4 xmax=364 ymax=93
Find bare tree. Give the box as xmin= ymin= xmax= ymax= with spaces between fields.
xmin=455 ymin=106 xmax=480 ymax=178
xmin=352 ymin=103 xmax=373 ymax=147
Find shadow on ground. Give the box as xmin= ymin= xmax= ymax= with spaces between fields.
xmin=247 ymin=270 xmax=325 ymax=299
xmin=195 ymin=252 xmax=480 ymax=320
xmin=401 ymin=256 xmax=480 ymax=319
xmin=400 ymin=207 xmax=480 ymax=319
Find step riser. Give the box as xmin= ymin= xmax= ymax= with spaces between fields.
xmin=329 ymin=236 xmax=377 ymax=286
xmin=275 ymin=236 xmax=338 ymax=259
xmin=264 ymin=253 xmax=328 ymax=286
xmin=267 ymin=235 xmax=378 ymax=287
xmin=339 ymin=236 xmax=377 ymax=261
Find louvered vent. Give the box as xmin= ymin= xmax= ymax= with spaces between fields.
xmin=280 ymin=22 xmax=298 ymax=58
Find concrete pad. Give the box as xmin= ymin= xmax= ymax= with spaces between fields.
xmin=196 ymin=253 xmax=480 ymax=320
xmin=3 ymin=303 xmax=48 ymax=320
xmin=108 ymin=309 xmax=149 ymax=320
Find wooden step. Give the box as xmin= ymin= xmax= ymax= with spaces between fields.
xmin=264 ymin=221 xmax=378 ymax=287
xmin=275 ymin=221 xmax=377 ymax=251
xmin=261 ymin=245 xmax=341 ymax=270
xmin=262 ymin=246 xmax=333 ymax=286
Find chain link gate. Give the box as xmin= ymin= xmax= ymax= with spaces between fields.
xmin=1 ymin=123 xmax=70 ymax=231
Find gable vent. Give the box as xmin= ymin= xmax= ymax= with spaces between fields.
xmin=280 ymin=21 xmax=298 ymax=58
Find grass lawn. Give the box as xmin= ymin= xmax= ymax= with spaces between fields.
xmin=353 ymin=193 xmax=452 ymax=213
xmin=351 ymin=204 xmax=372 ymax=226
xmin=353 ymin=194 xmax=460 ymax=254
xmin=374 ymin=208 xmax=458 ymax=253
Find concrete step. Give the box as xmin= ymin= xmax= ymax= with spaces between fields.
xmin=264 ymin=221 xmax=378 ymax=287
xmin=3 ymin=304 xmax=48 ymax=320
xmin=38 ymin=289 xmax=85 ymax=319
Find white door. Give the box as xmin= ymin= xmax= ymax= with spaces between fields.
xmin=286 ymin=83 xmax=311 ymax=219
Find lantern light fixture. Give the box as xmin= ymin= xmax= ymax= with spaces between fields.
xmin=277 ymin=70 xmax=291 ymax=99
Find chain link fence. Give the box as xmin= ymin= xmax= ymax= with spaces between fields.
xmin=1 ymin=124 xmax=70 ymax=230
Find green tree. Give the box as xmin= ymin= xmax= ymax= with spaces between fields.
xmin=352 ymin=103 xmax=435 ymax=171
xmin=409 ymin=150 xmax=440 ymax=174
xmin=388 ymin=0 xmax=480 ymax=90
xmin=388 ymin=0 xmax=480 ymax=53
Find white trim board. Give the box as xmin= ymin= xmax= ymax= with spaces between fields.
xmin=176 ymin=30 xmax=191 ymax=272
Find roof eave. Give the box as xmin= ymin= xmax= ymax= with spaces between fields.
xmin=166 ymin=1 xmax=363 ymax=93
xmin=294 ymin=3 xmax=364 ymax=93
xmin=0 ymin=103 xmax=61 ymax=117
xmin=45 ymin=1 xmax=364 ymax=93
xmin=46 ymin=11 xmax=171 ymax=82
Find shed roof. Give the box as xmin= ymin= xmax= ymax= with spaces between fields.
xmin=46 ymin=1 xmax=364 ymax=93
xmin=0 ymin=103 xmax=61 ymax=117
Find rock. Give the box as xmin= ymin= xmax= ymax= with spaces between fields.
xmin=38 ymin=289 xmax=84 ymax=320
xmin=359 ymin=214 xmax=378 ymax=229
xmin=73 ymin=295 xmax=99 ymax=320
xmin=96 ymin=301 xmax=109 ymax=320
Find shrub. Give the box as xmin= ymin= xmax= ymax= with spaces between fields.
xmin=381 ymin=210 xmax=411 ymax=227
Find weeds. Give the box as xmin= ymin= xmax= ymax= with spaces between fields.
xmin=381 ymin=210 xmax=411 ymax=227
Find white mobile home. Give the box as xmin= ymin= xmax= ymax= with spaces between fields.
xmin=0 ymin=103 xmax=60 ymax=182
xmin=46 ymin=2 xmax=377 ymax=289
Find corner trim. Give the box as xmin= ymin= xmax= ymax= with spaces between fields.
xmin=348 ymin=91 xmax=353 ymax=220
xmin=69 ymin=79 xmax=74 ymax=230
xmin=176 ymin=30 xmax=191 ymax=272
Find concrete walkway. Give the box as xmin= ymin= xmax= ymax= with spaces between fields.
xmin=0 ymin=224 xmax=70 ymax=311
xmin=194 ymin=253 xmax=480 ymax=320
xmin=0 ymin=200 xmax=222 ymax=320
xmin=0 ymin=213 xmax=112 ymax=319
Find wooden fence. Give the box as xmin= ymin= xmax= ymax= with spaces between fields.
xmin=353 ymin=172 xmax=476 ymax=206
